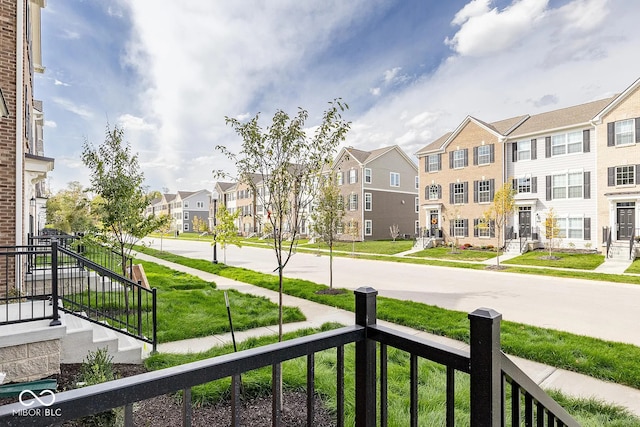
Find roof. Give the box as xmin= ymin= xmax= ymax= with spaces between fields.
xmin=163 ymin=193 xmax=176 ymax=203
xmin=508 ymin=97 xmax=616 ymax=138
xmin=215 ymin=182 xmax=235 ymax=192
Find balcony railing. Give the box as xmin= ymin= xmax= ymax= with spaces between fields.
xmin=0 ymin=287 xmax=578 ymax=426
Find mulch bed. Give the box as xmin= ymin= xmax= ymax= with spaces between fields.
xmin=1 ymin=364 xmax=336 ymax=426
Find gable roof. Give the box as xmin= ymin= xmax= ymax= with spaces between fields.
xmin=335 ymin=145 xmax=417 ymax=170
xmin=592 ymin=76 xmax=640 ymax=124
xmin=215 ymin=182 xmax=235 ymax=192
xmin=508 ymin=97 xmax=616 ymax=138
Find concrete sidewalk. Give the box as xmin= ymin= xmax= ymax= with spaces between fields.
xmin=136 ymin=252 xmax=640 ymax=417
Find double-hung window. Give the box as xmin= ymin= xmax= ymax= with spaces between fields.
xmin=477 ymin=219 xmax=491 ymax=237
xmin=551 ymin=131 xmax=582 ymax=156
xmin=477 ymin=180 xmax=491 ymax=203
xmin=390 ymin=172 xmax=400 ymax=187
xmin=428 ymin=184 xmax=440 ymax=200
xmin=556 ymin=217 xmax=583 ymax=239
xmin=337 ymin=172 xmax=343 ymax=185
xmin=453 ymin=150 xmax=465 ymax=168
xmin=552 ymin=172 xmax=583 ymax=199
xmin=364 ymin=193 xmax=372 ymax=211
xmin=364 ymin=220 xmax=372 ymax=236
xmin=349 ymin=169 xmax=357 ymax=184
xmin=364 ymin=168 xmax=372 ymax=183
xmin=616 ymin=165 xmax=635 ymax=185
xmin=452 ymin=219 xmax=466 ymax=237
xmin=477 ymin=145 xmax=491 ymax=165
xmin=427 ymin=154 xmax=440 ymax=172
xmin=615 ymin=119 xmax=634 ymax=145
xmin=349 ymin=193 xmax=358 ymax=211
xmin=518 ymin=140 xmax=531 ymax=160
xmin=453 ymin=183 xmax=465 ymax=204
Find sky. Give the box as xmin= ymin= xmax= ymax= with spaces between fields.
xmin=36 ymin=0 xmax=640 ymax=194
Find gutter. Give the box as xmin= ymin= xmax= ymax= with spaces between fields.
xmin=15 ymin=0 xmax=24 ymax=245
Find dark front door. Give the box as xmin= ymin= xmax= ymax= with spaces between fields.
xmin=617 ymin=206 xmax=635 ymax=240
xmin=430 ymin=211 xmax=439 ymax=237
xmin=518 ymin=209 xmax=531 ymax=238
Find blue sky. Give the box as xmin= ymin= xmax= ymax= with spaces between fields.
xmin=36 ymin=0 xmax=640 ymax=193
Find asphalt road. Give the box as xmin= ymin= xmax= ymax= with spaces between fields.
xmin=141 ymin=237 xmax=640 ymax=347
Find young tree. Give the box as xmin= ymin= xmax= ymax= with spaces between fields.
xmin=545 ymin=207 xmax=561 ymax=257
xmin=156 ymin=214 xmax=172 ymax=252
xmin=218 ymin=99 xmax=350 ymax=342
xmin=389 ymin=224 xmax=400 ymax=242
xmin=82 ymin=124 xmax=168 ymax=277
xmin=45 ymin=181 xmax=96 ymax=234
xmin=213 ymin=205 xmax=242 ymax=264
xmin=192 ymin=216 xmax=210 ymax=235
xmin=482 ymin=181 xmax=515 ymax=267
xmin=346 ymin=219 xmax=360 ymax=256
xmin=311 ymin=173 xmax=345 ymax=289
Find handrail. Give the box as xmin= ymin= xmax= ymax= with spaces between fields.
xmin=630 ymin=228 xmax=636 ymax=260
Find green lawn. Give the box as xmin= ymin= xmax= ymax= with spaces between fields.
xmin=410 ymin=246 xmax=497 ymax=261
xmin=134 ymin=245 xmax=640 ymax=392
xmin=503 ymin=250 xmax=605 ymax=270
xmin=296 ymin=239 xmax=415 ymax=255
xmin=626 ymin=258 xmax=640 ymax=274
xmin=137 ymin=260 xmax=305 ymax=342
xmin=145 ymin=326 xmax=640 ymax=426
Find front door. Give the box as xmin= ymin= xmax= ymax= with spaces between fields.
xmin=430 ymin=211 xmax=439 ymax=237
xmin=617 ymin=204 xmax=635 ymax=240
xmin=518 ymin=208 xmax=531 ymax=238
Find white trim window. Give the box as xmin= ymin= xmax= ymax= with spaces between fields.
xmin=453 ymin=150 xmax=465 ymax=168
xmin=183 ymin=212 xmax=189 ymax=220
xmin=517 ymin=177 xmax=531 ymax=193
xmin=364 ymin=168 xmax=372 ymax=184
xmin=364 ymin=220 xmax=372 ymax=236
xmin=477 ymin=219 xmax=491 ymax=238
xmin=415 ymin=197 xmax=419 ymax=213
xmin=453 ymin=183 xmax=465 ymax=204
xmin=183 ymin=224 xmax=189 ymax=231
xmin=348 ymin=193 xmax=358 ymax=211
xmin=337 ymin=171 xmax=343 ymax=186
xmin=615 ymin=119 xmax=634 ymax=145
xmin=196 ymin=201 xmax=204 ymax=208
xmin=517 ymin=140 xmax=531 ymax=161
xmin=552 ymin=172 xmax=582 ymax=199
xmin=477 ymin=145 xmax=491 ymax=165
xmin=616 ymin=165 xmax=635 ymax=185
xmin=349 ymin=169 xmax=357 ymax=184
xmin=452 ymin=219 xmax=465 ymax=237
xmin=477 ymin=180 xmax=491 ymax=203
xmin=427 ymin=154 xmax=440 ymax=172
xmin=557 ymin=216 xmax=583 ymax=239
xmin=364 ymin=193 xmax=372 ymax=211
xmin=551 ymin=131 xmax=582 ymax=156
xmin=428 ymin=184 xmax=439 ymax=200
xmin=390 ymin=172 xmax=400 ymax=187
xmin=415 ymin=176 xmax=419 ymax=189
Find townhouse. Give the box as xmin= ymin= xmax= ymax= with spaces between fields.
xmin=146 ymin=190 xmax=211 ymax=233
xmin=416 ymin=77 xmax=640 ymax=253
xmin=333 ymin=145 xmax=418 ymax=241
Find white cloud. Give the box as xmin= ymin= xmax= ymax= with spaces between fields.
xmin=54 ymin=79 xmax=70 ymax=86
xmin=117 ymin=114 xmax=156 ymax=131
xmin=44 ymin=120 xmax=57 ymax=128
xmin=445 ymin=0 xmax=549 ymax=57
xmin=52 ymin=97 xmax=93 ymax=119
xmin=61 ymin=29 xmax=80 ymax=40
xmin=384 ymin=67 xmax=402 ymax=84
xmin=370 ymin=87 xmax=381 ymax=96
xmin=557 ymin=0 xmax=609 ymax=33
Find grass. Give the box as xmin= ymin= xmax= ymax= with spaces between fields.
xmin=145 ymin=325 xmax=640 ymax=426
xmin=503 ymin=250 xmax=605 ymax=270
xmin=410 ymin=246 xmax=497 ymax=261
xmin=626 ymin=258 xmax=640 ymax=274
xmin=134 ymin=245 xmax=640 ymax=391
xmin=304 ymin=239 xmax=415 ymax=255
xmin=134 ymin=260 xmax=305 ymax=342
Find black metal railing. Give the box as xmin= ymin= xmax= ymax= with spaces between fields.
xmin=0 ymin=241 xmax=156 ymax=351
xmin=28 ymin=234 xmax=134 ymax=278
xmin=0 ymin=288 xmax=578 ymax=426
xmin=603 ymin=226 xmax=612 ymax=258
xmin=630 ymin=228 xmax=639 ymax=260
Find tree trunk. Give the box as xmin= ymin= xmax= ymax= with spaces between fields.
xmin=329 ymin=245 xmax=333 ymax=289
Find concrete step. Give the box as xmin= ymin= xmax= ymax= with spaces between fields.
xmin=60 ymin=312 xmax=144 ymax=364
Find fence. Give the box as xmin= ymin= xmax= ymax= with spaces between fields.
xmin=0 ymin=288 xmax=577 ymax=426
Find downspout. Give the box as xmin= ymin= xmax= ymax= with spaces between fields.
xmin=15 ymin=0 xmax=25 ymax=245
xmin=361 ymin=165 xmax=365 ymax=241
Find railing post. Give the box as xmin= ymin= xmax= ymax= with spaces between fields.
xmin=469 ymin=308 xmax=502 ymax=427
xmin=152 ymin=288 xmax=158 ymax=354
xmin=49 ymin=241 xmax=61 ymax=326
xmin=354 ymin=286 xmax=377 ymax=427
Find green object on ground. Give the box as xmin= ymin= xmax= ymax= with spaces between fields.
xmin=0 ymin=379 xmax=57 ymax=397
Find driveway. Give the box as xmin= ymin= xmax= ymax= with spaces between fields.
xmin=141 ymin=238 xmax=640 ymax=347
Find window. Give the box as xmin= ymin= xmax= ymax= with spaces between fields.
xmin=477 ymin=219 xmax=491 ymax=238
xmin=615 ymin=119 xmax=634 ymax=145
xmin=183 ymin=201 xmax=189 ymax=208
xmin=427 ymin=154 xmax=440 ymax=172
xmin=337 ymin=222 xmax=344 ymax=234
xmin=415 ymin=221 xmax=420 ymax=236
xmin=183 ymin=212 xmax=189 ymax=220
xmin=556 ymin=217 xmax=583 ymax=239
xmin=364 ymin=193 xmax=372 ymax=211
xmin=615 ymin=165 xmax=636 ymax=185
xmin=337 ymin=195 xmax=344 ymax=209
xmin=364 ymin=220 xmax=372 ymax=236
xmin=415 ymin=176 xmax=419 ymax=189
xmin=337 ymin=171 xmax=343 ymax=185
xmin=550 ymin=131 xmax=582 ymax=156
xmin=517 ymin=140 xmax=531 ymax=161
xmin=453 ymin=183 xmax=465 ymax=204
xmin=415 ymin=197 xmax=419 ymax=213
xmin=183 ymin=224 xmax=189 ymax=231
xmin=453 ymin=150 xmax=465 ymax=168
xmin=349 ymin=169 xmax=357 ymax=184
xmin=390 ymin=172 xmax=400 ymax=187
xmin=428 ymin=184 xmax=440 ymax=200
xmin=349 ymin=193 xmax=358 ymax=211
xmin=552 ymin=172 xmax=582 ymax=199
xmin=517 ymin=177 xmax=531 ymax=193
xmin=364 ymin=168 xmax=372 ymax=183
xmin=476 ymin=180 xmax=491 ymax=203
xmin=477 ymin=145 xmax=491 ymax=165
xmin=452 ymin=219 xmax=466 ymax=237
xmin=196 ymin=201 xmax=204 ymax=208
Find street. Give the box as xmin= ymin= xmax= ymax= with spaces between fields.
xmin=141 ymin=237 xmax=640 ymax=347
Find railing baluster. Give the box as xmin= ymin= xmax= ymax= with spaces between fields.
xmin=537 ymin=401 xmax=545 ymax=427
xmin=337 ymin=345 xmax=344 ymax=427
xmin=272 ymin=363 xmax=281 ymax=427
xmin=512 ymin=382 xmax=521 ymax=426
xmin=446 ymin=366 xmax=455 ymax=427
xmin=231 ymin=374 xmax=241 ymax=426
xmin=524 ymin=392 xmax=533 ymax=427
xmin=124 ymin=403 xmax=133 ymax=427
xmin=410 ymin=353 xmax=419 ymax=427
xmin=182 ymin=387 xmax=192 ymax=427
xmin=355 ymin=287 xmax=377 ymax=427
xmin=307 ymin=353 xmax=315 ymax=426
xmin=380 ymin=343 xmax=388 ymax=427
